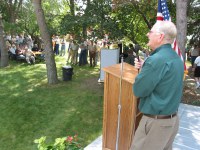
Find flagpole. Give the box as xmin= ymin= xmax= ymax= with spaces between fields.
xmin=115 ymin=57 xmax=124 ymax=150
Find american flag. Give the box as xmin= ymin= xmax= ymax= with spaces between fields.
xmin=157 ymin=0 xmax=186 ymax=70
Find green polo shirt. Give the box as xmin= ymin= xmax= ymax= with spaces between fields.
xmin=133 ymin=44 xmax=184 ymax=115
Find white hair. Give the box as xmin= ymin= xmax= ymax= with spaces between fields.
xmin=154 ymin=21 xmax=177 ymax=44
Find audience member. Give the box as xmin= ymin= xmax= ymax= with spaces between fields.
xmin=67 ymin=40 xmax=73 ymax=63
xmin=88 ymin=40 xmax=97 ymax=67
xmin=190 ymin=44 xmax=199 ymax=68
xmin=24 ymin=47 xmax=35 ymax=64
xmin=32 ymin=44 xmax=39 ymax=51
xmin=16 ymin=44 xmax=25 ymax=60
xmin=60 ymin=37 xmax=66 ymax=56
xmin=79 ymin=42 xmax=87 ymax=66
xmin=54 ymin=36 xmax=60 ymax=55
xmin=8 ymin=44 xmax=17 ymax=59
xmin=71 ymin=40 xmax=79 ymax=65
xmin=124 ymin=49 xmax=135 ymax=66
xmin=193 ymin=52 xmax=200 ymax=89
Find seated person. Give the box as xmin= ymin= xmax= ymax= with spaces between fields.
xmin=24 ymin=46 xmax=35 ymax=64
xmin=16 ymin=44 xmax=25 ymax=60
xmin=8 ymin=44 xmax=17 ymax=59
xmin=119 ymin=45 xmax=129 ymax=62
xmin=124 ymin=49 xmax=135 ymax=66
xmin=32 ymin=44 xmax=39 ymax=51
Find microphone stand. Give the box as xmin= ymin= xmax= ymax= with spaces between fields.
xmin=115 ymin=57 xmax=124 ymax=150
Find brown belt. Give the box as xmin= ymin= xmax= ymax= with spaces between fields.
xmin=143 ymin=113 xmax=177 ymax=119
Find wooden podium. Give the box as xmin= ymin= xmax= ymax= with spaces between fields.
xmin=102 ymin=63 xmax=142 ymax=150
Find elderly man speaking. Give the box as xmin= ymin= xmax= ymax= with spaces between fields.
xmin=130 ymin=21 xmax=184 ymax=150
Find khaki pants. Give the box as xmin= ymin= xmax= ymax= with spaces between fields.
xmin=130 ymin=115 xmax=179 ymax=150
xmin=71 ymin=50 xmax=78 ymax=64
xmin=67 ymin=50 xmax=72 ymax=62
xmin=89 ymin=51 xmax=96 ymax=67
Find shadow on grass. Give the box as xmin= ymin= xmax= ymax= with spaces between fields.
xmin=0 ymin=59 xmax=104 ymax=150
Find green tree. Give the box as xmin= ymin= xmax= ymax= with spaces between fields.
xmin=111 ymin=1 xmax=157 ymax=46
xmin=187 ymin=0 xmax=200 ymax=45
xmin=60 ymin=0 xmax=115 ymax=40
xmin=33 ymin=0 xmax=58 ymax=84
xmin=0 ymin=0 xmax=23 ymax=33
xmin=0 ymin=0 xmax=23 ymax=23
xmin=0 ymin=14 xmax=9 ymax=67
xmin=42 ymin=0 xmax=68 ymax=35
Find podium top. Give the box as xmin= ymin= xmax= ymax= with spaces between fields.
xmin=102 ymin=62 xmax=138 ymax=84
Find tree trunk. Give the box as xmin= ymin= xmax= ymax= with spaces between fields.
xmin=176 ymin=0 xmax=189 ymax=59
xmin=0 ymin=15 xmax=9 ymax=68
xmin=69 ymin=0 xmax=75 ymax=16
xmin=32 ymin=0 xmax=58 ymax=84
xmin=82 ymin=0 xmax=91 ymax=39
xmin=5 ymin=0 xmax=23 ymax=24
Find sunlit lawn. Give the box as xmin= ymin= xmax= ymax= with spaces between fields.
xmin=0 ymin=57 xmax=103 ymax=150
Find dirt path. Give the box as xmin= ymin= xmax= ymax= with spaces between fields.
xmin=182 ymin=71 xmax=200 ymax=105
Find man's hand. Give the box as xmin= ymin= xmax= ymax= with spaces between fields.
xmin=134 ymin=57 xmax=144 ymax=71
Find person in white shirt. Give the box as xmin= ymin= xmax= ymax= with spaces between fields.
xmin=9 ymin=44 xmax=16 ymax=54
xmin=8 ymin=44 xmax=17 ymax=59
xmin=193 ymin=53 xmax=200 ymax=89
xmin=71 ymin=41 xmax=79 ymax=65
xmin=24 ymin=46 xmax=35 ymax=64
xmin=190 ymin=44 xmax=199 ymax=68
xmin=60 ymin=37 xmax=66 ymax=56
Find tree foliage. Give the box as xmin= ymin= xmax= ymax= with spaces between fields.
xmin=0 ymin=0 xmax=23 ymax=23
xmin=60 ymin=0 xmax=116 ymax=40
xmin=0 ymin=0 xmax=199 ymax=48
xmin=111 ymin=1 xmax=157 ymax=46
xmin=187 ymin=0 xmax=200 ymax=45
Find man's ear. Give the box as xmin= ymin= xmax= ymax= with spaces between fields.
xmin=158 ymin=33 xmax=165 ymax=42
xmin=160 ymin=33 xmax=165 ymax=40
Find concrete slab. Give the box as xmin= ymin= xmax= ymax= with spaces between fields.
xmin=84 ymin=103 xmax=200 ymax=150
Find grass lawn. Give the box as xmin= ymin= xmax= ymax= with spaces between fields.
xmin=0 ymin=57 xmax=104 ymax=150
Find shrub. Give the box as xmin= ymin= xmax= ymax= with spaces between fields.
xmin=34 ymin=135 xmax=83 ymax=150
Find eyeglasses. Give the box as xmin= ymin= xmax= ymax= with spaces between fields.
xmin=148 ymin=30 xmax=164 ymax=34
xmin=148 ymin=30 xmax=154 ymax=34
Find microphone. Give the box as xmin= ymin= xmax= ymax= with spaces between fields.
xmin=137 ymin=55 xmax=140 ymax=73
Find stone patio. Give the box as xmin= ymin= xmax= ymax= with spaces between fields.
xmin=84 ymin=103 xmax=200 ymax=150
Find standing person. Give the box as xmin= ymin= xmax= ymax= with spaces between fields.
xmin=71 ymin=40 xmax=79 ymax=65
xmin=79 ymin=42 xmax=87 ymax=66
xmin=84 ymin=40 xmax=89 ymax=64
xmin=190 ymin=44 xmax=199 ymax=68
xmin=193 ymin=52 xmax=200 ymax=89
xmin=54 ymin=36 xmax=60 ymax=55
xmin=52 ymin=35 xmax=55 ymax=51
xmin=67 ymin=40 xmax=72 ymax=63
xmin=95 ymin=41 xmax=101 ymax=65
xmin=88 ymin=40 xmax=97 ymax=67
xmin=60 ymin=37 xmax=66 ymax=56
xmin=130 ymin=21 xmax=184 ymax=150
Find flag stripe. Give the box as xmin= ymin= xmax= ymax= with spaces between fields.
xmin=157 ymin=0 xmax=186 ymax=70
